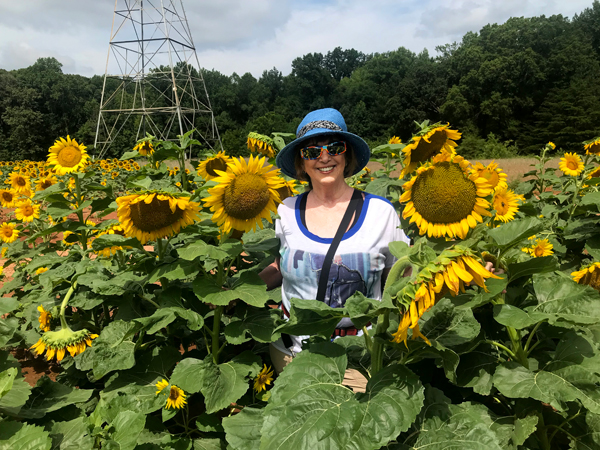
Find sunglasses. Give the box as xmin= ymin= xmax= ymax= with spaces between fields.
xmin=300 ymin=141 xmax=347 ymax=160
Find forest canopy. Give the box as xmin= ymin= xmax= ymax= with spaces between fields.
xmin=2 ymin=2 xmax=600 ymax=160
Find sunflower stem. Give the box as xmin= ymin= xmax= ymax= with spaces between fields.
xmin=370 ymin=310 xmax=389 ymax=376
xmin=59 ymin=281 xmax=78 ymax=330
xmin=506 ymin=326 xmax=529 ymax=368
xmin=362 ymin=326 xmax=373 ymax=353
xmin=179 ymin=154 xmax=189 ymax=192
xmin=524 ymin=320 xmax=545 ymax=353
xmin=73 ymin=175 xmax=87 ymax=250
xmin=568 ymin=154 xmax=590 ymax=218
xmin=484 ymin=339 xmax=517 ymax=360
xmin=212 ymin=306 xmax=223 ymax=364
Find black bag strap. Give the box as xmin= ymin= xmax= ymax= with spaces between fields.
xmin=316 ymin=189 xmax=363 ymax=302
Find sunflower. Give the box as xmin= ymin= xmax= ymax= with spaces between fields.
xmin=388 ymin=136 xmax=402 ymax=144
xmin=197 ymin=151 xmax=232 ymax=180
xmin=400 ymin=124 xmax=461 ymax=177
xmin=47 ymin=135 xmax=89 ymax=175
xmin=14 ymin=200 xmax=41 ymax=223
xmin=400 ymin=153 xmax=493 ymax=239
xmin=117 ymin=192 xmax=201 ymax=244
xmin=35 ymin=176 xmax=57 ymax=191
xmin=547 ymin=142 xmax=556 ymax=150
xmin=95 ymin=224 xmax=128 ymax=257
xmin=0 ymin=190 xmax=16 ymax=208
xmin=572 ymin=262 xmax=600 ymax=292
xmin=470 ymin=161 xmax=508 ymax=192
xmin=254 ymin=364 xmax=274 ymax=393
xmin=30 ymin=328 xmax=98 ymax=362
xmin=247 ymin=132 xmax=275 ymax=158
xmin=275 ymin=179 xmax=300 ymax=202
xmin=134 ymin=140 xmax=154 ymax=156
xmin=0 ymin=222 xmax=19 ymax=244
xmin=559 ymin=153 xmax=584 ymax=177
xmin=588 ymin=167 xmax=600 ymax=179
xmin=391 ymin=248 xmax=500 ymax=347
xmin=37 ymin=305 xmax=52 ymax=332
xmin=584 ymin=138 xmax=600 ymax=155
xmin=9 ymin=172 xmax=31 ymax=193
xmin=492 ymin=188 xmax=520 ymax=223
xmin=204 ymin=155 xmax=284 ymax=233
xmin=36 ymin=267 xmax=49 ymax=276
xmin=522 ymin=238 xmax=553 ymax=257
xmin=155 ymin=379 xmax=169 ymax=394
xmin=166 ymin=385 xmax=187 ymax=409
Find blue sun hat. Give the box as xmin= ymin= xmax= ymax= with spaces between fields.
xmin=276 ymin=108 xmax=371 ymax=179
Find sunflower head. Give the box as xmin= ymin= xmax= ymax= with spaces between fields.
xmin=492 ymin=188 xmax=520 ymax=223
xmin=588 ymin=166 xmax=600 ymax=179
xmin=197 ymin=151 xmax=232 ymax=180
xmin=134 ymin=140 xmax=154 ymax=156
xmin=247 ymin=132 xmax=275 ymax=158
xmin=204 ymin=155 xmax=284 ymax=233
xmin=471 ymin=161 xmax=508 ymax=192
xmin=30 ymin=328 xmax=98 ymax=362
xmin=117 ymin=192 xmax=200 ymax=244
xmin=14 ymin=200 xmax=41 ymax=223
xmin=9 ymin=172 xmax=31 ymax=193
xmin=47 ymin=136 xmax=89 ymax=175
xmin=275 ymin=179 xmax=300 ymax=202
xmin=0 ymin=190 xmax=16 ymax=208
xmin=547 ymin=142 xmax=556 ymax=150
xmin=572 ymin=262 xmax=600 ymax=292
xmin=400 ymin=153 xmax=492 ymax=239
xmin=584 ymin=138 xmax=600 ymax=155
xmin=253 ymin=364 xmax=274 ymax=393
xmin=400 ymin=123 xmax=461 ymax=177
xmin=37 ymin=305 xmax=52 ymax=332
xmin=559 ymin=152 xmax=584 ymax=177
xmin=157 ymin=384 xmax=187 ymax=409
xmin=521 ymin=238 xmax=554 ymax=257
xmin=0 ymin=222 xmax=19 ymax=244
xmin=36 ymin=176 xmax=57 ymax=191
xmin=388 ymin=136 xmax=402 ymax=144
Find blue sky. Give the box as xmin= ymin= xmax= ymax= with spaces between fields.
xmin=0 ymin=0 xmax=595 ymax=78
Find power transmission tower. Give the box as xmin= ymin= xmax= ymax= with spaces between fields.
xmin=94 ymin=0 xmax=222 ymax=159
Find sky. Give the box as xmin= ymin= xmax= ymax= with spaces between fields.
xmin=0 ymin=0 xmax=596 ymax=78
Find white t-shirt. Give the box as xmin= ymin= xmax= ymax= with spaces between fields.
xmin=272 ymin=191 xmax=410 ymax=355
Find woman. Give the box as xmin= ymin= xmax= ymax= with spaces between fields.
xmin=261 ymin=108 xmax=410 ymax=391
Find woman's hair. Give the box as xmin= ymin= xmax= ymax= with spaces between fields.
xmin=294 ymin=139 xmax=356 ymax=186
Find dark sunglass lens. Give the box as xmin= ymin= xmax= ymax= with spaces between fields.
xmin=302 ymin=146 xmax=321 ymax=159
xmin=327 ymin=143 xmax=346 ymax=155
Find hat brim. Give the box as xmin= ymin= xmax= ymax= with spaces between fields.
xmin=276 ymin=128 xmax=371 ymax=179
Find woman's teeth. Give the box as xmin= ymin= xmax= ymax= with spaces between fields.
xmin=317 ymin=166 xmax=334 ymax=173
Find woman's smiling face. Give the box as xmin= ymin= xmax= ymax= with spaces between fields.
xmin=301 ymin=136 xmax=347 ymax=186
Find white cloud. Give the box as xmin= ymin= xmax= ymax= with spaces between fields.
xmin=0 ymin=0 xmax=596 ymax=78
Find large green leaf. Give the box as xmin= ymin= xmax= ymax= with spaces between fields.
xmin=487 ymin=217 xmax=543 ymax=248
xmin=110 ymin=411 xmax=146 ymax=450
xmin=493 ymin=304 xmax=540 ymax=329
xmin=49 ymin=417 xmax=93 ymax=450
xmin=507 ymin=256 xmax=558 ymax=281
xmin=529 ymin=273 xmax=600 ymax=326
xmin=455 ymin=344 xmax=499 ymax=395
xmin=570 ymin=411 xmax=600 ymax=449
xmin=193 ymin=272 xmax=270 ymax=307
xmin=170 ymin=352 xmax=261 ymax=414
xmin=222 ymin=407 xmax=263 ymax=450
xmin=0 ymin=371 xmax=31 ymax=415
xmin=260 ymin=342 xmax=424 ymax=450
xmin=75 ymin=320 xmax=137 ymax=380
xmin=344 ymin=291 xmax=395 ymax=328
xmin=274 ymin=298 xmax=344 ymax=339
xmin=135 ymin=306 xmax=204 ymax=334
xmin=0 ymin=422 xmax=51 ymax=450
xmin=149 ymin=259 xmax=200 ymax=282
xmin=493 ymin=332 xmax=600 ymax=413
xmin=224 ymin=304 xmax=283 ymax=344
xmin=192 ymin=439 xmax=227 ymax=450
xmin=0 ymin=298 xmax=19 ymax=315
xmin=420 ymin=298 xmax=480 ymax=348
xmin=178 ymin=240 xmax=231 ymax=262
xmin=0 ymin=367 xmax=17 ymax=399
xmin=15 ymin=376 xmax=93 ymax=419
xmin=0 ymin=317 xmax=18 ymax=347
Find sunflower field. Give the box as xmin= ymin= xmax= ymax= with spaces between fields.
xmin=0 ymin=124 xmax=600 ymax=450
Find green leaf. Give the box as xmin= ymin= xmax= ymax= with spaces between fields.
xmin=222 ymin=407 xmax=263 ymax=450
xmin=135 ymin=305 xmax=204 ymax=334
xmin=487 ymin=216 xmax=543 ymax=248
xmin=511 ymin=415 xmax=539 ymax=448
xmin=192 ymin=439 xmax=226 ymax=450
xmin=344 ymin=291 xmax=395 ymax=328
xmin=111 ymin=410 xmax=146 ymax=450
xmin=0 ymin=317 xmax=18 ymax=347
xmin=194 ymin=272 xmax=269 ymax=307
xmin=388 ymin=241 xmax=410 ymax=259
xmin=0 ymin=423 xmax=51 ymax=450
xmin=421 ymin=298 xmax=481 ymax=348
xmin=581 ymin=191 xmax=600 ymax=209
xmin=224 ymin=304 xmax=283 ymax=344
xmin=178 ymin=240 xmax=231 ymax=262
xmin=49 ymin=417 xmax=93 ymax=450
xmin=585 ymin=236 xmax=600 ymax=261
xmin=274 ymin=298 xmax=344 ymax=339
xmin=91 ymin=234 xmax=144 ymax=251
xmin=15 ymin=377 xmax=93 ymax=419
xmin=365 ymin=177 xmax=403 ymax=198
xmin=260 ymin=342 xmax=424 ymax=450
xmin=493 ymin=304 xmax=540 ymax=330
xmin=75 ymin=321 xmax=137 ymax=380
xmin=149 ymin=260 xmax=200 ymax=283
xmin=452 ymin=277 xmax=508 ymax=310
xmin=0 ymin=376 xmax=31 ymax=415
xmin=170 ymin=352 xmax=261 ymax=414
xmin=528 ymin=273 xmax=600 ymax=326
xmin=0 ymin=298 xmax=19 ymax=315
xmin=455 ymin=345 xmax=498 ymax=395
xmin=120 ymin=150 xmax=140 ymax=160
xmin=507 ymin=256 xmax=558 ymax=281
xmin=0 ymin=367 xmax=17 ymax=399
xmin=493 ymin=333 xmax=600 ymax=413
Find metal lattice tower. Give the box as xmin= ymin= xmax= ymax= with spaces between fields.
xmin=94 ymin=0 xmax=222 ymax=159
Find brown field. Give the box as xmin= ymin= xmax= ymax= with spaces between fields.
xmin=368 ymin=157 xmax=562 ymax=182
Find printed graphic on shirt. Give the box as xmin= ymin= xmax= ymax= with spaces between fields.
xmin=280 ymin=248 xmax=384 ymax=308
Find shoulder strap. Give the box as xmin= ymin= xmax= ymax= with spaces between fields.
xmin=316 ymin=189 xmax=363 ymax=302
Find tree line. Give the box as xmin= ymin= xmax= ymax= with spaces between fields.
xmin=2 ymin=2 xmax=600 ymax=161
